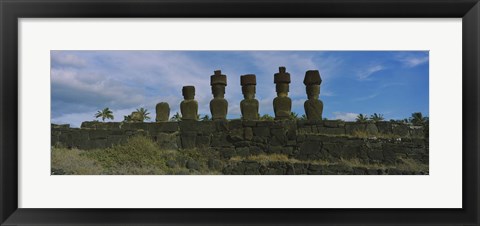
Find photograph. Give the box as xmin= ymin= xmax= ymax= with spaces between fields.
xmin=2 ymin=0 xmax=478 ymax=224
xmin=51 ymin=50 xmax=429 ymax=175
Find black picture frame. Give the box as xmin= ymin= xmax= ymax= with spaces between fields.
xmin=1 ymin=0 xmax=479 ymax=225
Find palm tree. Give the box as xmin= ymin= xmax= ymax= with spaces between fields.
xmin=134 ymin=107 xmax=151 ymax=122
xmin=290 ymin=112 xmax=299 ymax=119
xmin=123 ymin=115 xmax=132 ymax=122
xmin=260 ymin=114 xmax=274 ymax=121
xmin=201 ymin=114 xmax=211 ymax=121
xmin=170 ymin=112 xmax=181 ymax=121
xmin=410 ymin=112 xmax=428 ymax=125
xmin=356 ymin=113 xmax=369 ymax=122
xmin=94 ymin=107 xmax=114 ymax=122
xmin=369 ymin=113 xmax=384 ymax=122
xmin=300 ymin=114 xmax=307 ymax=120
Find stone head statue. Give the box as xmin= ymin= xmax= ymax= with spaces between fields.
xmin=210 ymin=70 xmax=227 ymax=98
xmin=241 ymin=74 xmax=256 ymax=99
xmin=304 ymin=70 xmax=322 ymax=100
xmin=182 ymin=86 xmax=195 ymax=100
xmin=155 ymin=102 xmax=170 ymax=122
xmin=274 ymin=66 xmax=291 ymax=97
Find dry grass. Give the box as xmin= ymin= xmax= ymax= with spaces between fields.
xmin=51 ymin=147 xmax=104 ymax=175
xmin=229 ymin=153 xmax=427 ymax=173
xmin=230 ymin=154 xmax=299 ymax=164
xmin=351 ymin=130 xmax=402 ymax=139
xmin=396 ymin=157 xmax=429 ymax=172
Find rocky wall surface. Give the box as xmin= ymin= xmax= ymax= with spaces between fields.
xmin=52 ymin=120 xmax=428 ymax=167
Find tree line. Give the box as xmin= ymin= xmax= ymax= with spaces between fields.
xmin=94 ymin=107 xmax=428 ymax=125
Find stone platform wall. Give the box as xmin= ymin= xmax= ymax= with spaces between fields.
xmin=52 ymin=120 xmax=428 ymax=166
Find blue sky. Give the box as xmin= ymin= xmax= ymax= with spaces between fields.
xmin=51 ymin=51 xmax=429 ymax=127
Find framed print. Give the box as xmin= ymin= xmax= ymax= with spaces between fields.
xmin=1 ymin=0 xmax=479 ymax=225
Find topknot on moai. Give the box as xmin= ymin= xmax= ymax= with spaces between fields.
xmin=155 ymin=102 xmax=170 ymax=122
xmin=180 ymin=85 xmax=198 ymax=121
xmin=273 ymin=66 xmax=292 ymax=120
xmin=240 ymin=74 xmax=259 ymax=120
xmin=303 ymin=70 xmax=324 ymax=121
xmin=210 ymin=70 xmax=228 ymax=120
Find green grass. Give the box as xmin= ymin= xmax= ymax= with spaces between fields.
xmin=52 ymin=136 xmax=221 ymax=175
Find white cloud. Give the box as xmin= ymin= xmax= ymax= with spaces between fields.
xmin=332 ymin=112 xmax=358 ymax=121
xmin=51 ymin=52 xmax=87 ymax=68
xmin=356 ymin=65 xmax=385 ymax=80
xmin=51 ymin=68 xmax=146 ymax=109
xmin=395 ymin=52 xmax=429 ymax=68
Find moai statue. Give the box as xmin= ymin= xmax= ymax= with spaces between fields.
xmin=210 ymin=70 xmax=228 ymax=120
xmin=273 ymin=66 xmax=292 ymax=120
xmin=240 ymin=74 xmax=259 ymax=120
xmin=155 ymin=102 xmax=170 ymax=122
xmin=303 ymin=70 xmax=324 ymax=120
xmin=180 ymin=86 xmax=198 ymax=121
xmin=130 ymin=111 xmax=143 ymax=122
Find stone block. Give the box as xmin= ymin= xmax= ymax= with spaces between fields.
xmin=236 ymin=147 xmax=250 ymax=157
xmin=367 ymin=149 xmax=384 ymax=163
xmin=80 ymin=121 xmax=97 ymax=129
xmin=243 ymin=162 xmax=261 ymax=175
xmin=244 ymin=127 xmax=253 ymax=141
xmin=242 ymin=120 xmax=257 ymax=127
xmin=228 ymin=129 xmax=244 ymax=142
xmin=308 ymin=164 xmax=323 ymax=175
xmin=270 ymin=128 xmax=287 ymax=146
xmin=181 ymin=132 xmax=196 ymax=149
xmin=207 ymin=159 xmax=224 ymax=171
xmin=353 ymin=167 xmax=367 ymax=175
xmin=376 ymin=122 xmax=392 ymax=134
xmin=182 ymin=120 xmax=213 ymax=133
xmin=269 ymin=146 xmax=294 ymax=155
xmin=383 ymin=149 xmax=396 ymax=164
xmin=345 ymin=123 xmax=367 ymax=135
xmin=215 ymin=120 xmax=229 ymax=132
xmin=249 ymin=146 xmax=263 ymax=155
xmin=211 ymin=134 xmax=233 ymax=147
xmin=317 ymin=126 xmax=345 ymax=135
xmin=296 ymin=140 xmax=323 ymax=160
xmin=293 ymin=163 xmax=309 ymax=175
xmin=253 ymin=126 xmax=270 ymax=137
xmin=392 ymin=123 xmax=409 ymax=137
xmin=195 ymin=135 xmax=211 ymax=148
xmin=186 ymin=159 xmax=200 ymax=170
xmin=323 ymin=120 xmax=339 ymax=128
xmin=296 ymin=135 xmax=306 ymax=143
xmin=228 ymin=119 xmax=243 ymax=130
xmin=89 ymin=130 xmax=109 ymax=140
xmin=219 ymin=147 xmax=236 ymax=158
xmin=410 ymin=127 xmax=425 ymax=138
xmin=155 ymin=122 xmax=179 ymax=132
xmin=256 ymin=121 xmax=274 ymax=127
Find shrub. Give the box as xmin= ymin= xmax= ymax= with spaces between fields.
xmin=51 ymin=147 xmax=103 ymax=175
